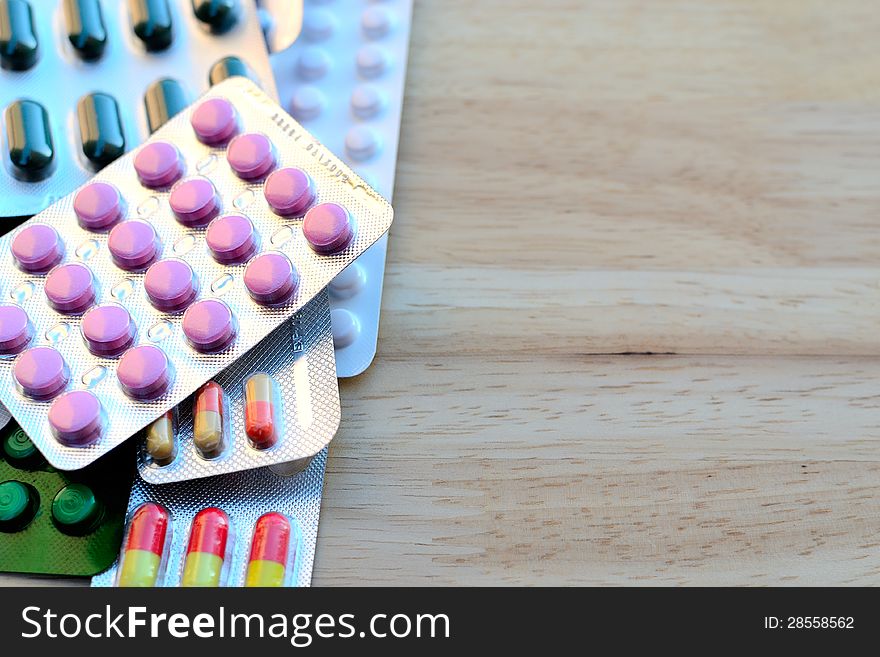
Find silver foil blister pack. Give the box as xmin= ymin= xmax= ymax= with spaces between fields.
xmin=92 ymin=448 xmax=328 ymax=587
xmin=0 ymin=0 xmax=278 ymax=218
xmin=138 ymin=290 xmax=340 ymax=484
xmin=0 ymin=76 xmax=394 ymax=470
xmin=273 ymin=0 xmax=413 ymax=377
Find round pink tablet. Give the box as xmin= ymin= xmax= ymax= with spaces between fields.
xmin=81 ymin=304 xmax=136 ymax=356
xmin=303 ymin=203 xmax=355 ymax=254
xmin=144 ymin=259 xmax=198 ymax=312
xmin=134 ymin=141 xmax=183 ymax=188
xmin=44 ymin=263 xmax=95 ymax=314
xmin=205 ymin=214 xmax=257 ymax=263
xmin=117 ymin=344 xmax=171 ymax=400
xmin=11 ymin=224 xmax=64 ymax=273
xmin=0 ymin=304 xmax=32 ymax=354
xmin=13 ymin=346 xmax=69 ymax=399
xmin=108 ymin=220 xmax=160 ymax=271
xmin=190 ymin=97 xmax=238 ymax=144
xmin=263 ymin=167 xmax=315 ymax=216
xmin=73 ymin=181 xmax=123 ymax=231
xmin=244 ymin=252 xmax=298 ymax=305
xmin=169 ymin=177 xmax=220 ymax=226
xmin=227 ymin=133 xmax=276 ymax=180
xmin=182 ymin=299 xmax=236 ymax=352
xmin=48 ymin=390 xmax=103 ymax=446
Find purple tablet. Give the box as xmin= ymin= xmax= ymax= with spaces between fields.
xmin=190 ymin=97 xmax=238 ymax=144
xmin=48 ymin=390 xmax=103 ymax=447
xmin=44 ymin=263 xmax=96 ymax=314
xmin=108 ymin=220 xmax=160 ymax=271
xmin=169 ymin=177 xmax=220 ymax=227
xmin=134 ymin=141 xmax=183 ymax=188
xmin=81 ymin=305 xmax=136 ymax=356
xmin=117 ymin=344 xmax=171 ymax=400
xmin=182 ymin=299 xmax=236 ymax=352
xmin=243 ymin=252 xmax=298 ymax=305
xmin=205 ymin=214 xmax=257 ymax=264
xmin=0 ymin=304 xmax=32 ymax=354
xmin=227 ymin=133 xmax=276 ymax=180
xmin=303 ymin=203 xmax=355 ymax=254
xmin=13 ymin=346 xmax=69 ymax=399
xmin=263 ymin=167 xmax=315 ymax=216
xmin=144 ymin=259 xmax=198 ymax=312
xmin=73 ymin=182 xmax=123 ymax=231
xmin=11 ymin=224 xmax=64 ymax=273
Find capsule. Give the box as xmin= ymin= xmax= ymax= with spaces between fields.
xmin=117 ymin=502 xmax=171 ymax=587
xmin=144 ymin=78 xmax=188 ymax=133
xmin=64 ymin=0 xmax=107 ymax=61
xmin=181 ymin=507 xmax=231 ymax=587
xmin=244 ymin=373 xmax=279 ymax=450
xmin=145 ymin=408 xmax=177 ymax=465
xmin=245 ymin=512 xmax=294 ymax=587
xmin=0 ymin=0 xmax=38 ymax=71
xmin=77 ymin=92 xmax=125 ymax=168
xmin=129 ymin=0 xmax=173 ymax=52
xmin=4 ymin=100 xmax=54 ymax=180
xmin=193 ymin=381 xmax=225 ymax=458
xmin=208 ymin=55 xmax=255 ymax=86
xmin=192 ymin=0 xmax=239 ymax=34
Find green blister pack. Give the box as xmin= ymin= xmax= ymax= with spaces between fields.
xmin=0 ymin=420 xmax=135 ymax=576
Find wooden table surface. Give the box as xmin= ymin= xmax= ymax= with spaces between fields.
xmin=5 ymin=0 xmax=879 ymax=587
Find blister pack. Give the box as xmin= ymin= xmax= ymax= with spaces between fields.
xmin=0 ymin=76 xmax=393 ymax=470
xmin=137 ymin=290 xmax=339 ymax=484
xmin=92 ymin=449 xmax=326 ymax=587
xmin=0 ymin=419 xmax=135 ymax=576
xmin=0 ymin=0 xmax=279 ymax=218
xmin=272 ymin=0 xmax=413 ymax=377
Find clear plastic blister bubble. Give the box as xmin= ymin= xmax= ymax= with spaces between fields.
xmin=271 ymin=0 xmax=413 ymax=377
xmin=92 ymin=449 xmax=326 ymax=588
xmin=0 ymin=76 xmax=393 ymax=470
xmin=138 ymin=291 xmax=340 ymax=484
xmin=0 ymin=0 xmax=278 ymax=218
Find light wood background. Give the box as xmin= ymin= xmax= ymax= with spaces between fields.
xmin=5 ymin=0 xmax=880 ymax=586
xmin=315 ymin=0 xmax=880 ymax=586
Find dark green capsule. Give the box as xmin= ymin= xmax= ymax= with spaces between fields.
xmin=144 ymin=78 xmax=188 ymax=133
xmin=129 ymin=0 xmax=173 ymax=52
xmin=77 ymin=92 xmax=125 ymax=168
xmin=192 ymin=0 xmax=239 ymax=34
xmin=0 ymin=0 xmax=38 ymax=71
xmin=0 ymin=480 xmax=39 ymax=533
xmin=4 ymin=99 xmax=54 ymax=180
xmin=64 ymin=0 xmax=107 ymax=61
xmin=208 ymin=55 xmax=256 ymax=87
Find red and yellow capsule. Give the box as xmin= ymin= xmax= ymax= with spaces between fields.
xmin=245 ymin=512 xmax=295 ymax=587
xmin=181 ymin=507 xmax=231 ymax=587
xmin=193 ymin=381 xmax=225 ymax=458
xmin=117 ymin=502 xmax=171 ymax=587
xmin=244 ymin=373 xmax=278 ymax=450
xmin=145 ymin=408 xmax=177 ymax=465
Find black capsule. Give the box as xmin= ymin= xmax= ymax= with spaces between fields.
xmin=192 ymin=0 xmax=239 ymax=34
xmin=208 ymin=55 xmax=256 ymax=87
xmin=144 ymin=78 xmax=188 ymax=133
xmin=129 ymin=0 xmax=173 ymax=52
xmin=77 ymin=93 xmax=125 ymax=168
xmin=4 ymin=99 xmax=54 ymax=180
xmin=64 ymin=0 xmax=107 ymax=61
xmin=0 ymin=0 xmax=38 ymax=71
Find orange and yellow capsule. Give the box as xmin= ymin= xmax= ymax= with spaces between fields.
xmin=193 ymin=381 xmax=225 ymax=458
xmin=245 ymin=512 xmax=295 ymax=587
xmin=244 ymin=373 xmax=279 ymax=450
xmin=145 ymin=408 xmax=177 ymax=465
xmin=181 ymin=507 xmax=231 ymax=587
xmin=116 ymin=502 xmax=171 ymax=587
